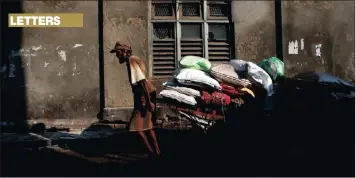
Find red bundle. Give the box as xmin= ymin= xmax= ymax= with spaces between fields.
xmin=220 ymin=83 xmax=243 ymax=96
xmin=201 ymin=91 xmax=231 ymax=106
xmin=201 ymin=91 xmax=212 ymax=104
xmin=221 ymin=83 xmax=235 ymax=91
xmin=211 ymin=92 xmax=231 ymax=106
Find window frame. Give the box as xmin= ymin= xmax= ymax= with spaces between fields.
xmin=151 ymin=1 xmax=176 ymax=20
xmin=149 ymin=0 xmax=234 ymax=78
xmin=178 ymin=1 xmax=203 ymax=20
xmin=206 ymin=1 xmax=230 ymax=20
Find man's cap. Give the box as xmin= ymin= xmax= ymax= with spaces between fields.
xmin=109 ymin=41 xmax=132 ymax=53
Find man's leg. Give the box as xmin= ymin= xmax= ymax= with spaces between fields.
xmin=132 ymin=111 xmax=154 ymax=154
xmin=138 ymin=130 xmax=154 ymax=153
xmin=148 ymin=129 xmax=161 ymax=155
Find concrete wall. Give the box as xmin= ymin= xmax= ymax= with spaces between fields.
xmin=232 ymin=1 xmax=277 ymax=64
xmin=282 ymin=1 xmax=355 ymax=80
xmin=1 ymin=1 xmax=354 ymax=125
xmin=1 ymin=1 xmax=99 ymax=124
xmin=329 ymin=1 xmax=355 ymax=82
xmin=103 ymin=1 xmax=149 ymax=108
xmin=232 ymin=1 xmax=354 ymax=82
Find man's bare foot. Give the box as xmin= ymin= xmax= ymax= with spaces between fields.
xmin=148 ymin=147 xmax=155 ymax=153
xmin=154 ymin=144 xmax=161 ymax=155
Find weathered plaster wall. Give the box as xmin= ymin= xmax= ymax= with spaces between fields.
xmin=282 ymin=1 xmax=355 ymax=80
xmin=1 ymin=0 xmax=353 ymax=125
xmin=232 ymin=1 xmax=354 ymax=82
xmin=329 ymin=1 xmax=355 ymax=82
xmin=103 ymin=1 xmax=149 ymax=108
xmin=282 ymin=1 xmax=334 ymax=77
xmin=1 ymin=1 xmax=99 ymax=122
xmin=232 ymin=1 xmax=276 ymax=64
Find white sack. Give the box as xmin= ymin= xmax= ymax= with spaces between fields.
xmin=229 ymin=59 xmax=248 ymax=73
xmin=175 ymin=68 xmax=221 ymax=90
xmin=246 ymin=62 xmax=274 ymax=96
xmin=163 ymin=81 xmax=201 ymax=98
xmin=160 ymin=89 xmax=198 ymax=106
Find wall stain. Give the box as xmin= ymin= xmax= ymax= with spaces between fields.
xmin=18 ymin=1 xmax=100 ymax=120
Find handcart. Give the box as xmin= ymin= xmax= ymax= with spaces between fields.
xmin=156 ymin=98 xmax=231 ymax=134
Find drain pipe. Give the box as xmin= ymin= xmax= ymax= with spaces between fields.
xmin=98 ymin=0 xmax=105 ymax=121
xmin=275 ymin=0 xmax=283 ymax=61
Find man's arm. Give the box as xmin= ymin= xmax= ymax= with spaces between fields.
xmin=140 ymin=80 xmax=154 ymax=111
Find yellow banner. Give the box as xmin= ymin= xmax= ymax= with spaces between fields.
xmin=8 ymin=13 xmax=83 ymax=27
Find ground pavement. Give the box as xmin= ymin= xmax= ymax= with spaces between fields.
xmin=1 ymin=121 xmax=354 ymax=176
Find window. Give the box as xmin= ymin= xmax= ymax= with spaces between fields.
xmin=151 ymin=0 xmax=233 ymax=78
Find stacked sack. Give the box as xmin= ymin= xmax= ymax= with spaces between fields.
xmin=159 ymin=55 xmax=275 ymax=115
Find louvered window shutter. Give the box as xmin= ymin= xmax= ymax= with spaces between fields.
xmin=152 ymin=23 xmax=176 ymax=78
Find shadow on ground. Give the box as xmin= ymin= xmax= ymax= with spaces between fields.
xmin=1 ymin=76 xmax=355 ymax=176
xmin=2 ymin=112 xmax=355 ymax=177
xmin=1 ymin=76 xmax=355 ymax=177
xmin=0 ymin=0 xmax=354 ymax=176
